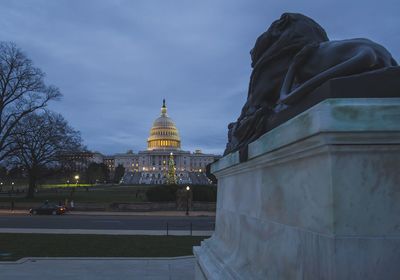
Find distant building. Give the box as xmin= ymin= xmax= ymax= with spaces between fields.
xmin=60 ymin=151 xmax=103 ymax=172
xmin=63 ymin=100 xmax=220 ymax=184
xmin=103 ymin=156 xmax=115 ymax=173
xmin=115 ymin=100 xmax=220 ymax=184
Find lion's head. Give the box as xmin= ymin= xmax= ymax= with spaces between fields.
xmin=225 ymin=13 xmax=330 ymax=156
xmin=250 ymin=13 xmax=329 ymax=67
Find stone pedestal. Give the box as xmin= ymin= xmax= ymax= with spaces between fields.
xmin=194 ymin=98 xmax=400 ymax=280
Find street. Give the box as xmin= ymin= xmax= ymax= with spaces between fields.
xmin=0 ymin=214 xmax=215 ymax=231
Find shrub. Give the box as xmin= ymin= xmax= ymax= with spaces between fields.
xmin=146 ymin=184 xmax=179 ymax=202
xmin=191 ymin=185 xmax=217 ymax=202
xmin=145 ymin=184 xmax=217 ymax=202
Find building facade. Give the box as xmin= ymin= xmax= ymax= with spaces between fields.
xmin=60 ymin=151 xmax=104 ymax=172
xmin=66 ymin=100 xmax=220 ymax=184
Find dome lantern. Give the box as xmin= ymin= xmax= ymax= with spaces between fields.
xmin=161 ymin=98 xmax=167 ymax=116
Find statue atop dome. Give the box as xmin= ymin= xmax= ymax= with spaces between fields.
xmin=161 ymin=98 xmax=167 ymax=116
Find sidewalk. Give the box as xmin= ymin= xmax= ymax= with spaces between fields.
xmin=0 ymin=256 xmax=195 ymax=280
xmin=0 ymin=209 xmax=215 ymax=217
xmin=0 ymin=227 xmax=213 ymax=236
xmin=0 ymin=209 xmax=28 ymax=216
xmin=70 ymin=210 xmax=215 ymax=217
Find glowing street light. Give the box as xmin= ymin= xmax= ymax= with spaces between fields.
xmin=74 ymin=175 xmax=79 ymax=186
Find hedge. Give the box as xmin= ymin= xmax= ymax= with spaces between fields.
xmin=146 ymin=184 xmax=217 ymax=202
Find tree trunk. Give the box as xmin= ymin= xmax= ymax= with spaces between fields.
xmin=27 ymin=172 xmax=37 ymax=198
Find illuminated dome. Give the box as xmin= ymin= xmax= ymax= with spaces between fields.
xmin=147 ymin=99 xmax=181 ymax=150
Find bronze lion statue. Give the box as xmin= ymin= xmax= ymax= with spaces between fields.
xmin=225 ymin=13 xmax=329 ymax=155
xmin=224 ymin=13 xmax=398 ymax=157
xmin=279 ymin=38 xmax=397 ymax=105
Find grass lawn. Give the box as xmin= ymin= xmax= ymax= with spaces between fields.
xmin=0 ymin=191 xmax=145 ymax=204
xmin=40 ymin=183 xmax=93 ymax=188
xmin=0 ymin=233 xmax=207 ymax=261
xmin=0 ymin=186 xmax=150 ymax=204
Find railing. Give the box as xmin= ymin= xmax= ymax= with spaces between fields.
xmin=165 ymin=221 xmax=215 ymax=236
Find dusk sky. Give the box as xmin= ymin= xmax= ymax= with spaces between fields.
xmin=0 ymin=0 xmax=398 ymax=155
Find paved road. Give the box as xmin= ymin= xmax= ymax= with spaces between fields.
xmin=0 ymin=214 xmax=215 ymax=231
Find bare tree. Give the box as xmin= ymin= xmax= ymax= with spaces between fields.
xmin=12 ymin=111 xmax=83 ymax=198
xmin=0 ymin=42 xmax=61 ymax=162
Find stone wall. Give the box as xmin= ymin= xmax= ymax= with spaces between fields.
xmin=194 ymin=98 xmax=400 ymax=280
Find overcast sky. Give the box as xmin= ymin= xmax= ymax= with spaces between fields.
xmin=0 ymin=0 xmax=398 ymax=155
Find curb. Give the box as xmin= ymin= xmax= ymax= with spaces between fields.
xmin=0 ymin=210 xmax=216 ymax=217
xmin=68 ymin=211 xmax=215 ymax=217
xmin=0 ymin=228 xmax=214 ymax=236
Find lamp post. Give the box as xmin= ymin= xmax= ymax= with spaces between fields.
xmin=74 ymin=175 xmax=79 ymax=186
xmin=186 ymin=185 xmax=190 ymax=216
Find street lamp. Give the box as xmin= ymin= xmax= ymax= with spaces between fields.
xmin=74 ymin=175 xmax=79 ymax=186
xmin=186 ymin=185 xmax=190 ymax=216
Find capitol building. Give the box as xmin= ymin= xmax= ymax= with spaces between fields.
xmin=99 ymin=99 xmax=220 ymax=185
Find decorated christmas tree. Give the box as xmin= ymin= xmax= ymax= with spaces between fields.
xmin=166 ymin=152 xmax=177 ymax=184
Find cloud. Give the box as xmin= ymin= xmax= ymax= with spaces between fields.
xmin=0 ymin=0 xmax=398 ymax=155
